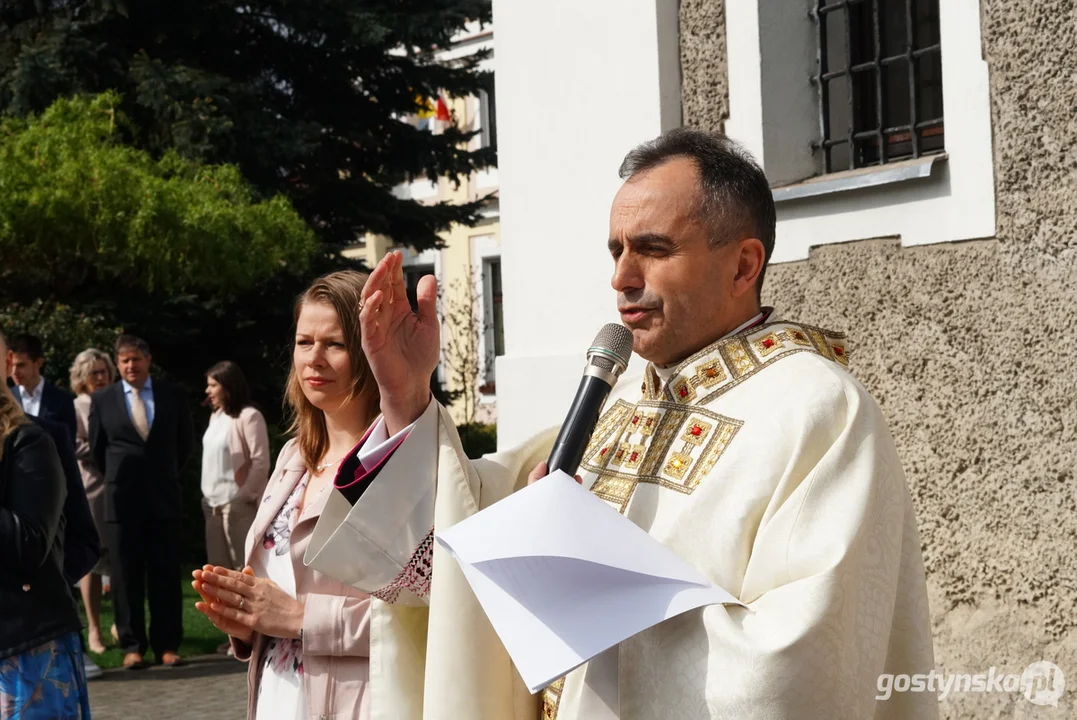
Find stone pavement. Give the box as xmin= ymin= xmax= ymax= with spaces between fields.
xmin=88 ymin=654 xmax=248 ymax=720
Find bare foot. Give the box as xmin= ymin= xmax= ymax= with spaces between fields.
xmin=87 ymin=631 xmax=106 ymax=654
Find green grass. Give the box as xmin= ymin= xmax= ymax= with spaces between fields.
xmin=81 ymin=569 xmax=227 ymax=669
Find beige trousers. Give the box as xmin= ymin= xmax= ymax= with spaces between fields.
xmin=202 ymin=497 xmax=257 ymax=570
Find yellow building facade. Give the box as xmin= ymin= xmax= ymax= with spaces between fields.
xmin=344 ymin=23 xmax=501 ymax=426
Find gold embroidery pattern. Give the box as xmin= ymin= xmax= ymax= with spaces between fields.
xmin=635 ymin=411 xmax=659 ymax=436
xmin=623 ymin=444 xmax=646 ymax=470
xmin=664 ymin=451 xmax=692 ymax=480
xmin=722 ymin=339 xmax=758 ymax=379
xmin=692 ymin=322 xmax=850 ymax=407
xmin=754 ymin=332 xmax=784 ymax=357
xmin=694 ymin=420 xmax=741 ymax=482
xmin=590 ymin=473 xmax=640 ymax=511
xmin=784 ymin=328 xmax=813 ymax=347
xmin=680 ymin=418 xmax=713 ymax=447
xmin=638 ymin=407 xmax=685 ymax=478
xmin=583 ymin=400 xmax=634 ymax=469
xmin=671 ymin=377 xmax=697 ymax=404
xmin=583 ymin=404 xmax=742 ymax=511
xmin=542 ymin=677 xmax=565 ymax=720
xmin=642 ymin=366 xmax=661 ymax=401
xmin=581 ymin=320 xmax=845 ymax=513
xmin=694 ymin=360 xmax=726 ymax=388
xmin=587 ymin=405 xmax=680 ymax=512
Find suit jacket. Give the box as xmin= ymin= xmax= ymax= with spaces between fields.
xmin=89 ymin=379 xmax=194 ymax=523
xmin=39 ymin=382 xmax=77 ymax=445
xmin=29 ymin=415 xmax=100 ymax=583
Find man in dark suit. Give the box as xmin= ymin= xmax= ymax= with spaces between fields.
xmin=8 ymin=333 xmax=78 ymax=443
xmin=90 ymin=334 xmax=193 ymax=669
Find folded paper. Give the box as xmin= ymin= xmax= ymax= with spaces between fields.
xmin=435 ymin=471 xmax=744 ymax=693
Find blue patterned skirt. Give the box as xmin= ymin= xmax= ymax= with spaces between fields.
xmin=0 ymin=632 xmax=90 ymax=719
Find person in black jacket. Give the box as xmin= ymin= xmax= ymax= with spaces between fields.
xmin=89 ymin=334 xmax=194 ymax=669
xmin=0 ymin=380 xmax=91 ymax=717
xmin=2 ymin=328 xmax=103 ymax=681
xmin=0 ymin=331 xmax=101 ymax=588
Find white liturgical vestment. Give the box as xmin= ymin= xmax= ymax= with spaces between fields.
xmin=305 ymin=318 xmax=937 ymax=720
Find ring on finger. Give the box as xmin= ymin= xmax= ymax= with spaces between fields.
xmin=239 ymin=597 xmax=246 ymax=611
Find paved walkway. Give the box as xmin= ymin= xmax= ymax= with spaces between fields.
xmin=88 ymin=654 xmax=248 ymax=720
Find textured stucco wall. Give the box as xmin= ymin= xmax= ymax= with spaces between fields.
xmin=680 ymin=0 xmax=728 ymax=134
xmin=681 ymin=1 xmax=1077 ymax=717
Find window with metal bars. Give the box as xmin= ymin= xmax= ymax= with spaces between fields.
xmin=811 ymin=0 xmax=944 ymax=173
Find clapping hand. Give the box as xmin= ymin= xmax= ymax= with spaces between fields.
xmin=193 ymin=565 xmax=304 ymax=644
xmin=361 ymin=250 xmax=440 ymax=434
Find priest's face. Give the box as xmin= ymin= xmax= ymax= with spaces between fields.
xmin=609 ymin=156 xmax=759 ymax=366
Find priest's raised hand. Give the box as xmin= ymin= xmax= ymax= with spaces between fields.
xmin=360 ymin=250 xmax=439 ymax=435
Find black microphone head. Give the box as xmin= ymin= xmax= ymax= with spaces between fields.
xmin=587 ymin=323 xmax=633 ymax=374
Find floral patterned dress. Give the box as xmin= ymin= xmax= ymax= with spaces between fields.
xmin=253 ymin=472 xmax=313 ymax=719
xmin=0 ymin=632 xmax=90 ymax=720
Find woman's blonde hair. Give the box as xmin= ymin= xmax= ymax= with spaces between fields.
xmin=0 ymin=385 xmax=28 ymax=461
xmin=285 ymin=270 xmax=380 ymax=470
xmin=69 ymin=349 xmax=117 ymax=396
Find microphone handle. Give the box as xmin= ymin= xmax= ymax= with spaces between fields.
xmin=546 ymin=374 xmax=614 ymax=476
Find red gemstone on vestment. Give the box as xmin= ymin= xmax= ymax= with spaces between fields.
xmin=690 ymin=425 xmax=703 ymax=436
xmin=632 ymin=415 xmax=640 ymax=424
xmin=834 ymin=346 xmax=844 ymax=355
xmin=679 ymin=387 xmax=688 ymax=397
xmin=630 ymin=452 xmax=639 ymax=462
xmin=762 ymin=338 xmax=775 ymax=349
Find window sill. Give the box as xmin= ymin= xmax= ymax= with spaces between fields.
xmin=771 ymin=154 xmax=947 ymax=204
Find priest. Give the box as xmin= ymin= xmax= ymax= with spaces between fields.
xmin=304 ymin=128 xmax=937 ymax=720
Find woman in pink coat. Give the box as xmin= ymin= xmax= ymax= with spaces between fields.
xmin=194 ymin=270 xmax=384 ymax=719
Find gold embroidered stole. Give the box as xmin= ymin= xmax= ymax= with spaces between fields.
xmin=540 ymin=320 xmax=848 ymax=719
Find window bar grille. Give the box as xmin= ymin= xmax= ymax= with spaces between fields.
xmin=905 ymin=0 xmax=920 ymax=159
xmin=814 ymin=0 xmax=943 ymax=171
xmin=842 ymin=0 xmax=855 ymax=170
xmin=814 ymin=0 xmax=832 ymax=174
xmin=872 ymin=0 xmax=887 ymax=165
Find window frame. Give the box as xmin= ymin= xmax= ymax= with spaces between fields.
xmin=812 ymin=0 xmax=945 ymax=173
xmin=724 ymin=0 xmax=995 ymax=262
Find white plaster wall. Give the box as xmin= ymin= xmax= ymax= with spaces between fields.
xmin=492 ymin=0 xmax=680 ymax=449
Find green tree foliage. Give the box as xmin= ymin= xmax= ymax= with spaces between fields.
xmin=0 ymin=0 xmax=495 ymax=250
xmin=456 ymin=421 xmax=497 ymax=459
xmin=0 ymin=300 xmax=120 ymax=390
xmin=0 ymin=92 xmax=316 ymax=299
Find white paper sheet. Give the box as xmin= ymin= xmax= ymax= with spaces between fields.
xmin=434 ymin=471 xmax=744 ymax=694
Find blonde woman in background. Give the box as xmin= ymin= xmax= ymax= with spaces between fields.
xmin=193 ymin=271 xmax=381 ymax=719
xmin=70 ymin=348 xmax=117 ymax=654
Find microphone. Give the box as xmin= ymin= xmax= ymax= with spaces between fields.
xmin=545 ymin=323 xmax=634 ymax=476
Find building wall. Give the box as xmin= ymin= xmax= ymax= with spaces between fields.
xmin=344 ymin=70 xmax=502 ymax=427
xmin=492 ymin=0 xmax=682 ymax=450
xmin=681 ymin=1 xmax=1077 ymax=716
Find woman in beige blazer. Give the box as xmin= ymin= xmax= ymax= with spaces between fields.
xmin=69 ymin=348 xmax=117 ymax=654
xmin=193 ymin=270 xmax=380 ymax=720
xmin=201 ymin=360 xmax=271 ymax=574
